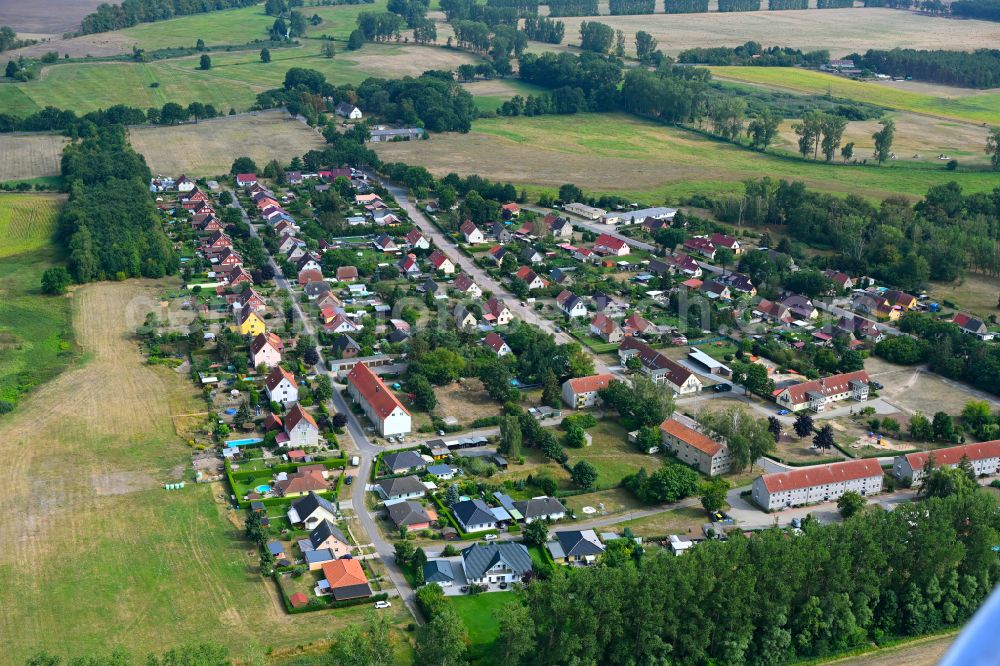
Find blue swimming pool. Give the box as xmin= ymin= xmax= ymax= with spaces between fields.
xmin=226 ymin=437 xmax=263 ymax=447
xmin=255 ymin=484 xmax=271 ymax=493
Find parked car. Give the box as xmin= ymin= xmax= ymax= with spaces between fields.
xmin=712 ymin=383 xmax=732 ymax=393
xmin=777 ymin=409 xmax=790 ymax=416
xmin=374 ymin=600 xmax=391 ymax=609
xmin=483 ymin=534 xmax=498 ymax=541
xmin=345 ymin=476 xmax=353 ymax=485
xmin=872 ymin=381 xmax=884 ymax=390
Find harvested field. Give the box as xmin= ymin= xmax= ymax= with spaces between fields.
xmin=373 ymin=113 xmax=1000 ymax=201
xmin=0 ymin=0 xmax=103 ymax=35
xmin=830 ymin=632 xmax=956 ymax=666
xmin=554 ymin=8 xmax=1000 ymax=57
xmin=130 ymin=111 xmax=326 ymax=178
xmin=776 ymin=112 xmax=994 ymax=166
xmin=0 ymin=133 xmax=67 ymax=182
xmin=865 ymin=356 xmax=1000 ymax=416
xmin=0 ymin=278 xmax=404 ymax=662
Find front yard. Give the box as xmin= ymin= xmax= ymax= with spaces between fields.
xmin=447 ymin=591 xmax=517 ymax=664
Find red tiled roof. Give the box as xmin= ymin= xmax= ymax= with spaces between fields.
xmin=322 ymin=557 xmax=368 ymax=589
xmin=289 ymin=592 xmax=309 ymax=608
xmin=778 ymin=370 xmax=870 ymax=406
xmin=265 ymin=366 xmax=297 ymax=392
xmin=590 ymin=313 xmax=619 ymax=336
xmin=565 ymin=373 xmax=615 ymax=395
xmin=760 ymin=459 xmax=883 ymax=493
xmin=904 ymin=440 xmax=1000 ymax=471
xmin=624 ymin=313 xmax=651 ymax=332
xmin=429 ymin=250 xmax=451 ymax=268
xmin=595 ymin=234 xmax=626 ymax=250
xmin=336 ymin=266 xmax=358 ymax=280
xmin=483 ymin=332 xmax=508 ymax=353
xmin=348 ymin=362 xmax=410 ymax=419
xmin=515 ymin=266 xmax=536 ymax=281
xmin=251 ymin=332 xmax=282 ymax=356
xmin=285 ymin=403 xmax=318 ymax=432
xmin=709 ymin=233 xmax=738 ymax=249
xmin=660 ymin=418 xmax=722 ymax=456
xmin=618 ymin=337 xmax=694 ymax=387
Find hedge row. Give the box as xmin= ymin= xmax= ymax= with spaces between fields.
xmin=274 ymin=573 xmax=389 ymax=614
xmin=429 ymin=493 xmax=500 ymax=540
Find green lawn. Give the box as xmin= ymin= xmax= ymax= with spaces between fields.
xmin=447 ymin=592 xmax=516 ymax=664
xmin=0 ymin=194 xmax=75 ymax=406
xmin=563 ymin=419 xmax=657 ymax=489
xmin=708 ymin=67 xmax=1000 ymax=126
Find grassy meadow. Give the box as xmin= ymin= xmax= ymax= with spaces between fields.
xmin=447 ymin=592 xmax=515 ymax=664
xmin=374 ymin=113 xmax=1000 ymax=201
xmin=0 ymin=194 xmax=75 ymax=407
xmin=709 ymin=67 xmax=1000 ymax=126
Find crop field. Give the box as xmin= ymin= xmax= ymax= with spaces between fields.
xmin=0 ymin=133 xmax=67 ymax=182
xmin=130 ymin=111 xmax=326 ymax=177
xmin=374 ymin=113 xmax=1000 ymax=201
xmin=709 ymin=67 xmax=1000 ymax=125
xmin=0 ymin=0 xmax=103 ymax=35
xmin=0 ymin=194 xmax=71 ymax=407
xmin=775 ymin=112 xmax=994 ymax=166
xmin=553 ymin=8 xmax=1000 ymax=58
xmin=0 ymin=278 xmax=412 ymax=662
xmin=0 ymin=43 xmax=479 ymax=117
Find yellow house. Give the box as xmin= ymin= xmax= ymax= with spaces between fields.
xmin=234 ymin=307 xmax=266 ymax=336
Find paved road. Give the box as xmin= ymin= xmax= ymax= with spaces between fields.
xmin=231 ymin=191 xmax=423 ymax=621
xmin=524 ymin=204 xmax=657 ymax=253
xmin=380 ymin=180 xmax=616 ymax=375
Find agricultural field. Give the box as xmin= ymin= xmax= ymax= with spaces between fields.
xmin=775 ymin=112 xmax=994 ymax=166
xmin=373 ymin=113 xmax=1000 ymax=201
xmin=0 ymin=133 xmax=67 ymax=183
xmin=553 ymin=7 xmax=1000 ymax=58
xmin=0 ymin=0 xmax=103 ymax=35
xmin=0 ymin=278 xmax=412 ymax=663
xmin=709 ymin=67 xmax=1000 ymax=126
xmin=832 ymin=632 xmax=956 ymax=666
xmin=0 ymin=194 xmax=72 ymax=407
xmin=927 ymin=272 xmax=1000 ymax=318
xmin=461 ymin=79 xmax=550 ymax=114
xmin=130 ymin=110 xmax=326 ymax=178
xmin=0 ymin=42 xmax=479 ymax=117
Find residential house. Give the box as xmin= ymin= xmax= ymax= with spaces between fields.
xmin=461 ymin=542 xmax=532 ymax=585
xmin=780 ymin=294 xmax=819 ymax=320
xmin=298 ymin=268 xmax=324 ymax=286
xmin=660 ymin=417 xmax=731 ymax=477
xmin=387 ymin=500 xmax=432 ymax=531
xmin=684 ymin=237 xmax=716 ymax=260
xmin=234 ymin=306 xmax=266 ymax=336
xmin=236 ymin=173 xmax=258 ymax=187
xmin=548 ymin=529 xmax=605 ymax=565
xmin=661 ymin=252 xmax=703 ymax=278
xmin=514 ymin=266 xmax=547 ymax=290
xmin=226 ymin=266 xmax=254 ymax=289
xmin=752 ymin=459 xmax=884 ymax=511
xmin=321 ymin=559 xmax=371 ymax=601
xmin=427 ymin=464 xmax=456 ymax=480
xmin=296 ymin=254 xmax=321 ymax=274
xmin=823 ymin=269 xmax=854 ymax=291
xmin=332 ymin=334 xmax=361 ymax=358
xmin=719 ymin=272 xmax=756 ymax=297
xmin=883 ymin=289 xmax=918 ymax=310
xmin=429 ymin=250 xmax=455 ymax=274
xmin=304 ymin=281 xmax=333 ymax=300
xmin=593 ymin=234 xmax=630 ymax=256
xmin=520 ymin=247 xmax=543 ymax=265
xmin=753 ymin=299 xmax=793 ymax=324
xmin=590 ymin=313 xmax=624 ymax=343
xmin=336 ymin=266 xmax=359 ymax=282
xmin=423 ymin=277 xmax=441 ymax=297
xmin=709 ymin=233 xmax=742 ymax=255
xmin=548 ymin=216 xmax=573 ymax=239
xmin=451 ymin=499 xmax=498 ymax=532
xmin=836 ymin=315 xmax=884 ymax=342
xmin=368 ymin=127 xmax=423 ymax=142
xmin=250 ymin=332 xmax=283 ymax=368
xmin=406 ymin=228 xmax=431 ymax=250
xmin=623 ymin=312 xmax=654 ymax=337
xmin=491 ymin=222 xmax=513 ymax=243
xmin=513 ymin=497 xmax=566 ymax=524
xmin=700 ymin=280 xmax=732 ymax=301
xmin=205 ymin=230 xmax=232 ymax=252
xmin=484 ymin=297 xmax=513 ymax=326
xmin=573 ymin=247 xmax=598 ymax=264
xmin=335 ymin=102 xmax=363 ymax=119
xmin=953 ymin=313 xmax=995 ymax=341
xmin=275 ymin=467 xmax=328 ymax=497
xmin=284 ymin=404 xmax=319 ymax=448
xmin=308 ymin=519 xmax=351 ymax=557
xmin=373 ymin=233 xmax=398 ymax=252
xmin=454 ymin=304 xmax=478 ymax=329
xmin=892 ymin=440 xmax=1000 ymax=484
xmin=773 ymin=370 xmax=871 ymax=413
xmin=460 ymin=220 xmax=485 ymax=244
xmin=325 ymin=313 xmax=360 ymax=334
xmin=423 ymin=560 xmax=456 ymax=587
xmin=398 ymin=253 xmax=421 ymax=277
xmin=347 ymin=362 xmax=411 ymax=437
xmin=382 ymin=451 xmax=427 ymax=475
xmin=265 ymin=366 xmax=299 ymax=405
xmin=487 ymin=244 xmax=509 ymax=266
xmin=483 ymin=332 xmax=512 ymax=357
xmin=550 ymin=267 xmax=574 ymax=286
xmin=852 ymin=292 xmax=901 ymax=321
xmin=618 ymin=337 xmax=702 ymax=395
xmin=501 ymin=202 xmax=520 ymax=218
xmin=287 ymin=491 xmax=337 ymax=529
xmin=375 ymin=475 xmax=427 ymax=502
xmin=453 ymin=273 xmax=482 ymax=298
xmin=556 ymin=290 xmax=587 ymax=318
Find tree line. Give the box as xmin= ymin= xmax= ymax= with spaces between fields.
xmin=853 ymin=48 xmax=1000 ymax=89
xmin=609 ymin=0 xmax=656 ymax=14
xmin=0 ymin=100 xmax=225 ymax=136
xmin=769 ymin=0 xmax=808 ymax=8
xmin=678 ymin=42 xmax=829 ymax=67
xmin=58 ymin=126 xmax=177 ymax=282
xmin=521 ymin=16 xmax=565 ymax=43
xmin=666 ymin=0 xmax=709 ymax=11
xmin=877 ymin=311 xmax=1000 ymax=398
xmin=546 ymin=0 xmax=600 ymax=15
xmin=76 ymin=0 xmax=259 ymax=35
xmin=494 ymin=491 xmax=1000 ymax=665
xmin=952 ymin=0 xmax=1000 ymax=20
xmin=0 ymin=26 xmax=37 ymax=52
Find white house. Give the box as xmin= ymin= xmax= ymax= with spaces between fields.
xmin=453 ymin=273 xmax=482 ymax=298
xmin=562 ymin=373 xmax=616 ymax=409
xmin=335 ymin=102 xmax=363 ymax=119
xmin=287 ymin=491 xmax=337 ymax=529
xmin=265 ymin=366 xmax=298 ymax=405
xmin=773 ymin=371 xmax=870 ymax=413
xmin=284 ymin=404 xmax=320 ymax=448
xmin=513 ymin=497 xmax=566 ymax=524
xmin=618 ymin=337 xmax=701 ymax=395
xmin=556 ymin=290 xmax=587 ymax=318
xmin=460 ymin=220 xmax=485 ymax=244
xmin=461 ymin=543 xmax=533 ymax=585
xmin=451 ymin=499 xmax=497 ymax=532
xmin=752 ymin=459 xmax=883 ymax=511
xmin=175 ymin=175 xmax=196 ymax=192
xmin=429 ymin=250 xmax=455 ymax=275
xmin=483 ymin=332 xmax=512 ymax=357
xmin=347 ymin=362 xmax=411 ymax=437
xmin=892 ymin=440 xmax=1000 ymax=485
xmin=593 ymin=234 xmax=630 ymax=256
